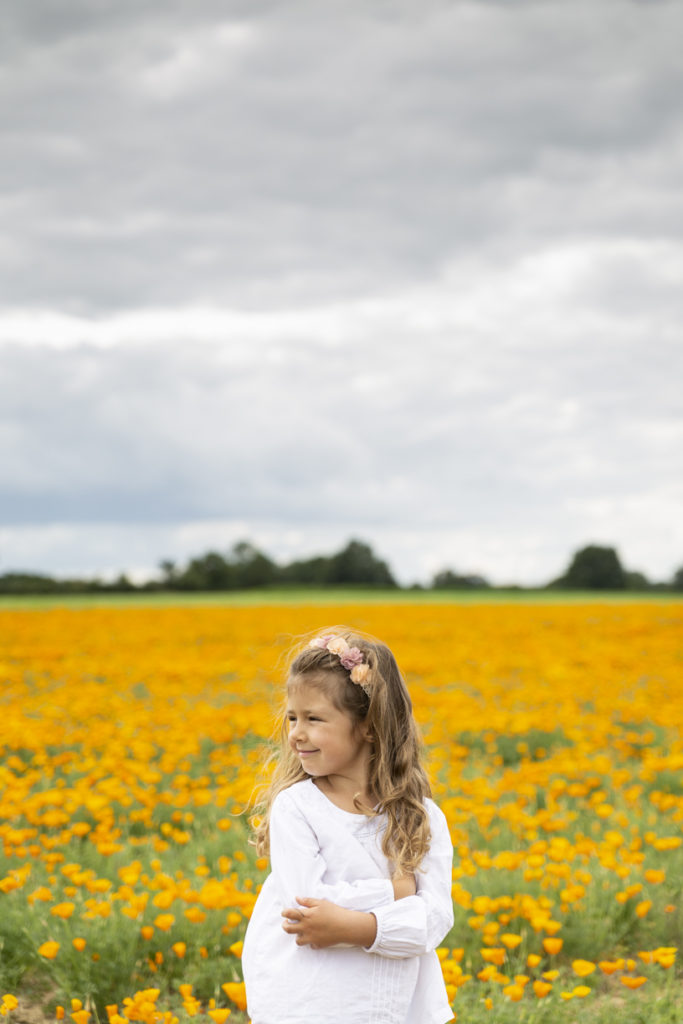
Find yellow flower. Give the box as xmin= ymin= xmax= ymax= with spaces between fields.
xmin=572 ymin=959 xmax=596 ymax=977
xmin=207 ymin=1012 xmax=231 ymax=1024
xmin=503 ymin=984 xmax=524 ymax=1002
xmin=50 ymin=902 xmax=75 ymax=919
xmin=72 ymin=939 xmax=87 ymax=952
xmin=184 ymin=908 xmax=206 ymax=924
xmin=480 ymin=948 xmax=506 ymax=966
xmin=221 ymin=984 xmax=247 ymax=1012
xmin=621 ymin=976 xmax=647 ymax=989
xmin=542 ymin=938 xmax=563 ymax=955
xmin=38 ymin=942 xmax=60 ymax=960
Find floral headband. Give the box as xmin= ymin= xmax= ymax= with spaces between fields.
xmin=308 ymin=634 xmax=372 ymax=693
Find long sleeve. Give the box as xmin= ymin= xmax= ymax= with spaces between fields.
xmin=269 ymin=788 xmax=395 ymax=911
xmin=367 ymin=801 xmax=454 ymax=959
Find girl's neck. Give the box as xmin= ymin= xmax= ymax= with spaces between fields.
xmin=313 ymin=775 xmax=376 ymax=815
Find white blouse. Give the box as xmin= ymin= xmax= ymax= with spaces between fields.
xmin=242 ymin=779 xmax=454 ymax=1024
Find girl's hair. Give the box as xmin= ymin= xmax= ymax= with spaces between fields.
xmin=252 ymin=627 xmax=432 ymax=875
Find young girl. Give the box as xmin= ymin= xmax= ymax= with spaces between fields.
xmin=242 ymin=628 xmax=454 ymax=1024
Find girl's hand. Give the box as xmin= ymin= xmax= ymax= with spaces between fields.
xmin=391 ymin=872 xmax=417 ymax=900
xmin=282 ymin=897 xmax=377 ymax=948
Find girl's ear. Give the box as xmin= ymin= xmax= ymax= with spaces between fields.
xmin=361 ymin=724 xmax=374 ymax=744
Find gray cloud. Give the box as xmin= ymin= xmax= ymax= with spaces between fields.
xmin=1 ymin=0 xmax=682 ymax=583
xmin=2 ymin=1 xmax=683 ymax=311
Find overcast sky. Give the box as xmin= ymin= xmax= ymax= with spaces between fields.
xmin=2 ymin=0 xmax=682 ymax=586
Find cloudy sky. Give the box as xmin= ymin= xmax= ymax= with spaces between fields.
xmin=2 ymin=0 xmax=682 ymax=586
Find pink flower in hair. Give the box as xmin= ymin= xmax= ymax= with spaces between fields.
xmin=309 ymin=635 xmax=334 ymax=649
xmin=339 ymin=647 xmax=364 ymax=671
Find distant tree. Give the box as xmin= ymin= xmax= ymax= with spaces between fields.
xmin=624 ymin=570 xmax=650 ymax=591
xmin=110 ymin=573 xmax=135 ymax=592
xmin=170 ymin=541 xmax=277 ymax=590
xmin=672 ymin=566 xmax=683 ymax=592
xmin=431 ymin=569 xmax=489 ymax=590
xmin=178 ymin=551 xmax=235 ymax=590
xmin=230 ymin=540 xmax=277 ymax=588
xmin=279 ymin=556 xmax=330 ymax=586
xmin=552 ymin=545 xmax=626 ymax=590
xmin=325 ymin=539 xmax=397 ymax=587
xmin=159 ymin=559 xmax=178 ymax=587
xmin=0 ymin=572 xmax=60 ymax=594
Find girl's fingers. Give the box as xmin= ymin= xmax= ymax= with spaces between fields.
xmin=281 ymin=909 xmax=302 ymax=921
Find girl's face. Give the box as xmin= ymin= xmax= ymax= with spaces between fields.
xmin=286 ymin=676 xmax=372 ymax=785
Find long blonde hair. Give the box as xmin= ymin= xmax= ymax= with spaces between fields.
xmin=252 ymin=627 xmax=432 ymax=875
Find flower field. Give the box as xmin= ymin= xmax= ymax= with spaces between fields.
xmin=1 ymin=600 xmax=682 ymax=1024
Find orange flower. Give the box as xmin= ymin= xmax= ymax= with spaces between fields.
xmin=221 ymin=984 xmax=247 ymax=1012
xmin=184 ymin=908 xmax=206 ymax=924
xmin=572 ymin=959 xmax=596 ymax=977
xmin=503 ymin=984 xmax=524 ymax=1002
xmin=207 ymin=1012 xmax=231 ymax=1024
xmin=38 ymin=942 xmax=60 ymax=960
xmin=72 ymin=939 xmax=86 ymax=952
xmin=542 ymin=938 xmax=563 ymax=955
xmin=533 ymin=981 xmax=552 ymax=998
xmin=620 ymin=976 xmax=647 ymax=990
xmin=481 ymin=948 xmax=506 ymax=966
xmin=171 ymin=942 xmax=186 ymax=958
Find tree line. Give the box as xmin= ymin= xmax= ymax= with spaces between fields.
xmin=0 ymin=539 xmax=682 ymax=595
